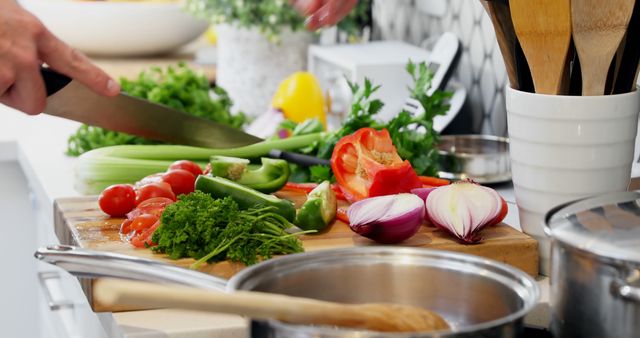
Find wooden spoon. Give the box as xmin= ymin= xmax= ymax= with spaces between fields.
xmin=510 ymin=0 xmax=572 ymax=95
xmin=572 ymin=0 xmax=635 ymax=96
xmin=480 ymin=0 xmax=519 ymax=89
xmin=94 ymin=279 xmax=450 ymax=333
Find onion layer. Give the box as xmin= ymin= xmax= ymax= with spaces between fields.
xmin=425 ymin=179 xmax=504 ymax=244
xmin=347 ymin=194 xmax=425 ymax=244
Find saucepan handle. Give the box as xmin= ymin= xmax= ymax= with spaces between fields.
xmin=34 ymin=245 xmax=228 ymax=292
xmin=612 ymin=270 xmax=640 ymax=303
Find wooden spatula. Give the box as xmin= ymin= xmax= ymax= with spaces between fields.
xmin=510 ymin=0 xmax=572 ymax=95
xmin=572 ymin=0 xmax=635 ymax=96
xmin=94 ymin=279 xmax=450 ymax=333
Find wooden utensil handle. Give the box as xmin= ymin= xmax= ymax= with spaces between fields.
xmin=94 ymin=279 xmax=349 ymax=325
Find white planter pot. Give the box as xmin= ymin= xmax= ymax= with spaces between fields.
xmin=216 ymin=24 xmax=313 ymax=118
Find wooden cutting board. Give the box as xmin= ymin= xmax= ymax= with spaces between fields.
xmin=53 ymin=191 xmax=538 ymax=312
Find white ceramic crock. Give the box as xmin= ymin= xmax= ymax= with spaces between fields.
xmin=505 ymin=87 xmax=640 ymax=275
xmin=216 ymin=24 xmax=313 ymax=118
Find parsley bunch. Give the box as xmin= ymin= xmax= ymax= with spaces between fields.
xmin=66 ymin=63 xmax=245 ymax=156
xmin=151 ymin=192 xmax=305 ymax=268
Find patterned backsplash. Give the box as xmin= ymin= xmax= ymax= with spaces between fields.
xmin=373 ymin=0 xmax=508 ymax=136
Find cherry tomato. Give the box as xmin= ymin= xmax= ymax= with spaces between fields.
xmin=131 ymin=220 xmax=160 ymax=248
xmin=203 ymin=163 xmax=212 ymax=176
xmin=135 ymin=182 xmax=175 ymax=206
xmin=127 ymin=197 xmax=175 ymax=219
xmin=120 ymin=218 xmax=134 ymax=235
xmin=135 ymin=173 xmax=163 ymax=188
xmin=130 ymin=214 xmax=160 ymax=232
xmin=98 ymin=184 xmax=136 ymax=217
xmin=168 ymin=160 xmax=203 ymax=177
xmin=162 ymin=169 xmax=196 ymax=196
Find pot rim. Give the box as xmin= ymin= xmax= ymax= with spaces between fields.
xmin=228 ymin=246 xmax=540 ymax=336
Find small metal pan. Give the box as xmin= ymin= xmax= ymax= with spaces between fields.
xmin=437 ymin=135 xmax=511 ymax=184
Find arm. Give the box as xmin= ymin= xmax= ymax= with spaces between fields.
xmin=0 ymin=0 xmax=120 ymax=115
xmin=291 ymin=0 xmax=358 ymax=30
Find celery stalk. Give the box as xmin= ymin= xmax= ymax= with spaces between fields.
xmin=74 ymin=133 xmax=324 ymax=194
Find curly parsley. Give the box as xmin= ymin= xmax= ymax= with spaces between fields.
xmin=151 ymin=192 xmax=306 ymax=268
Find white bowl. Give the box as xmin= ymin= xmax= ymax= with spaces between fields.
xmin=20 ymin=0 xmax=209 ymax=56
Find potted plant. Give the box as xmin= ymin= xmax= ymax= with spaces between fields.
xmin=186 ymin=0 xmax=371 ymax=118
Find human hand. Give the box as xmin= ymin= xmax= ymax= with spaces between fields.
xmin=291 ymin=0 xmax=358 ymax=30
xmin=0 ymin=0 xmax=120 ymax=115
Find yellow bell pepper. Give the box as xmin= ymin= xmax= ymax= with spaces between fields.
xmin=271 ymin=72 xmax=326 ymax=129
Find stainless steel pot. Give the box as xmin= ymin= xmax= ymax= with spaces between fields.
xmin=36 ymin=245 xmax=539 ymax=337
xmin=545 ymin=191 xmax=640 ymax=338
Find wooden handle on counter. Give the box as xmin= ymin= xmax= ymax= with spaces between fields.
xmin=93 ymin=278 xmax=449 ymax=332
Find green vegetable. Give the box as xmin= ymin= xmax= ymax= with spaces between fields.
xmin=151 ymin=192 xmax=308 ymax=267
xmin=66 ymin=63 xmax=246 ymax=156
xmin=210 ymin=156 xmax=250 ymax=180
xmin=195 ymin=175 xmax=296 ymax=222
xmin=295 ymin=181 xmax=337 ymax=231
xmin=74 ymin=133 xmax=323 ymax=194
xmin=211 ymin=156 xmax=290 ymax=193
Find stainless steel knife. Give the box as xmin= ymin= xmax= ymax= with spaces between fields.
xmin=41 ymin=67 xmax=328 ymax=166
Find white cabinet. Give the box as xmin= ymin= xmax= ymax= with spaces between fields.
xmin=0 ymin=159 xmax=114 ymax=338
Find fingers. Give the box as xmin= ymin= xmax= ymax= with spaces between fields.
xmin=37 ymin=28 xmax=120 ymax=97
xmin=291 ymin=0 xmax=323 ymax=15
xmin=305 ymin=0 xmax=358 ymax=30
xmin=0 ymin=64 xmax=46 ymax=115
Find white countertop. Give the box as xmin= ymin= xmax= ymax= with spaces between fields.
xmin=1 ymin=100 xmax=607 ymax=336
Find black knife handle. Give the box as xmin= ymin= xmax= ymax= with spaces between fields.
xmin=268 ymin=150 xmax=330 ymax=167
xmin=40 ymin=67 xmax=72 ymax=96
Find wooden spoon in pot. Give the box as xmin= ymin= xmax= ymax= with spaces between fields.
xmin=94 ymin=279 xmax=451 ymax=333
xmin=572 ymin=0 xmax=635 ymax=96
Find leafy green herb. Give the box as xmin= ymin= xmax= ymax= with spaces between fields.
xmin=151 ymin=191 xmax=307 ymax=268
xmin=309 ymin=165 xmax=334 ymax=183
xmin=66 ymin=63 xmax=245 ymax=156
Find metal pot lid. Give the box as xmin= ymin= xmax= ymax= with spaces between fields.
xmin=545 ymin=191 xmax=640 ymax=264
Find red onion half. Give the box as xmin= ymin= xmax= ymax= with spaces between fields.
xmin=347 ymin=194 xmax=425 ymax=244
xmin=425 ymin=180 xmax=503 ymax=244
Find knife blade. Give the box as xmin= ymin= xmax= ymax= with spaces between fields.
xmin=41 ymin=68 xmax=329 ymax=166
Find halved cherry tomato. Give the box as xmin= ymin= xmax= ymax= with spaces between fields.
xmin=135 ymin=182 xmax=176 ymax=206
xmin=162 ymin=169 xmax=196 ymax=196
xmin=135 ymin=173 xmax=163 ymax=188
xmin=169 ymin=160 xmax=203 ymax=177
xmin=98 ymin=184 xmax=136 ymax=217
xmin=129 ymin=214 xmax=160 ymax=232
xmin=126 ymin=197 xmax=175 ymax=219
xmin=120 ymin=218 xmax=134 ymax=235
xmin=331 ymin=128 xmax=422 ymax=202
xmin=336 ymin=207 xmax=350 ymax=224
xmin=203 ymin=163 xmax=212 ymax=176
xmin=131 ymin=220 xmax=160 ymax=248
